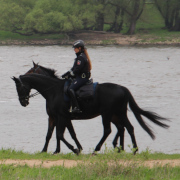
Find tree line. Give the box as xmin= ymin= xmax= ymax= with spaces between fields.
xmin=0 ymin=0 xmax=179 ymax=36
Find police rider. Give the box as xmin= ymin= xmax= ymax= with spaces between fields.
xmin=61 ymin=40 xmax=92 ymax=113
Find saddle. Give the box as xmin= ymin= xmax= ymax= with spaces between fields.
xmin=64 ymin=79 xmax=98 ymax=102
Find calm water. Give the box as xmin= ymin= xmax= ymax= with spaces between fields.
xmin=0 ymin=45 xmax=180 ymax=154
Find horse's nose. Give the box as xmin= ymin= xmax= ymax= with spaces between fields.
xmin=26 ymin=101 xmax=29 ymax=106
xmin=20 ymin=100 xmax=28 ymax=107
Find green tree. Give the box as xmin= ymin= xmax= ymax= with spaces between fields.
xmin=107 ymin=0 xmax=126 ymax=33
xmin=125 ymin=0 xmax=146 ymax=35
xmin=24 ymin=0 xmax=77 ymax=33
xmin=73 ymin=0 xmax=97 ymax=30
xmin=154 ymin=0 xmax=180 ymax=31
xmin=92 ymin=0 xmax=109 ymax=31
xmin=0 ymin=0 xmax=36 ymax=35
xmin=106 ymin=0 xmax=146 ymax=34
xmin=24 ymin=0 xmax=97 ymax=34
xmin=172 ymin=7 xmax=180 ymax=31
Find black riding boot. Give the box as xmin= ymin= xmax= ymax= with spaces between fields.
xmin=69 ymin=89 xmax=82 ymax=113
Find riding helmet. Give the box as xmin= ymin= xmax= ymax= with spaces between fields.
xmin=72 ymin=40 xmax=85 ymax=49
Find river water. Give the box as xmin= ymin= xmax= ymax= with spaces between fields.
xmin=0 ymin=45 xmax=180 ymax=154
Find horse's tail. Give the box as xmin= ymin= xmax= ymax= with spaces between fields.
xmin=127 ymin=88 xmax=169 ymax=140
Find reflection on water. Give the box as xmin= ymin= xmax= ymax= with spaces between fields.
xmin=0 ymin=45 xmax=180 ymax=154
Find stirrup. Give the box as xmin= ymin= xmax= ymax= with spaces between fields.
xmin=72 ymin=107 xmax=82 ymax=113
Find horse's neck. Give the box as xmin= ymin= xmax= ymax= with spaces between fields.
xmin=22 ymin=75 xmax=60 ymax=95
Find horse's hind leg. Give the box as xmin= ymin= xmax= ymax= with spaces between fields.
xmin=111 ymin=115 xmax=125 ymax=152
xmin=42 ymin=116 xmax=55 ymax=152
xmin=93 ymin=114 xmax=112 ymax=154
xmin=113 ymin=125 xmax=125 ymax=152
xmin=66 ymin=120 xmax=83 ymax=152
xmin=122 ymin=113 xmax=138 ymax=154
xmin=112 ymin=132 xmax=119 ymax=148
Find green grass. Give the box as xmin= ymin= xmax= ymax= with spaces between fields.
xmin=1 ymin=163 xmax=180 ymax=180
xmin=0 ymin=148 xmax=180 ymax=161
xmin=0 ymin=31 xmax=65 ymax=41
xmin=0 ymin=148 xmax=180 ymax=179
xmin=101 ymin=39 xmax=117 ymax=45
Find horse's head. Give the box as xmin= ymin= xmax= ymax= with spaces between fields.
xmin=25 ymin=61 xmax=58 ymax=78
xmin=12 ymin=76 xmax=30 ymax=107
xmin=25 ymin=61 xmax=41 ymax=74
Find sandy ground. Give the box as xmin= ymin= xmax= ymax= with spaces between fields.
xmin=0 ymin=159 xmax=180 ymax=168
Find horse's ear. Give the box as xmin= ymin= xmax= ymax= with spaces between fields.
xmin=32 ymin=61 xmax=39 ymax=67
xmin=11 ymin=76 xmax=20 ymax=84
xmin=33 ymin=61 xmax=36 ymax=67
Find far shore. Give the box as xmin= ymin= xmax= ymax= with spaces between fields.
xmin=0 ymin=32 xmax=180 ymax=46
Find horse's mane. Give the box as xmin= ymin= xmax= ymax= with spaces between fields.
xmin=39 ymin=65 xmax=60 ymax=79
xmin=21 ymin=73 xmax=61 ymax=84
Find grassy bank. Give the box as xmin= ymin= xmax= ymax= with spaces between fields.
xmin=1 ymin=162 xmax=180 ymax=180
xmin=0 ymin=31 xmax=65 ymax=41
xmin=0 ymin=29 xmax=179 ymax=46
xmin=1 ymin=148 xmax=180 ymax=161
xmin=0 ymin=149 xmax=180 ymax=180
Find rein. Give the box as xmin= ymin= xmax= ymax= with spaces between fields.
xmin=29 ymin=91 xmax=40 ymax=98
xmin=28 ymin=84 xmax=58 ymax=98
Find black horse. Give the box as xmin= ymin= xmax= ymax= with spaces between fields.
xmin=25 ymin=62 xmax=127 ymax=153
xmin=12 ymin=72 xmax=169 ymax=155
xmin=25 ymin=62 xmax=83 ymax=154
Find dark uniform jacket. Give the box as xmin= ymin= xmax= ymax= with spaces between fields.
xmin=71 ymin=52 xmax=90 ymax=77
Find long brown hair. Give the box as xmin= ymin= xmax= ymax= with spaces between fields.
xmin=84 ymin=48 xmax=92 ymax=71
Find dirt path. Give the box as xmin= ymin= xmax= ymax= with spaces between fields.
xmin=1 ymin=159 xmax=180 ymax=168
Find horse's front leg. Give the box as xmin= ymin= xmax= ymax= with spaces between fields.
xmin=66 ymin=120 xmax=83 ymax=152
xmin=42 ymin=116 xmax=55 ymax=153
xmin=56 ymin=116 xmax=79 ymax=155
xmin=53 ymin=126 xmax=61 ymax=154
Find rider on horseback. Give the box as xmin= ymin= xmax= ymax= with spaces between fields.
xmin=61 ymin=40 xmax=92 ymax=113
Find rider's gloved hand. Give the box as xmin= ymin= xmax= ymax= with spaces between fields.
xmin=61 ymin=71 xmax=70 ymax=78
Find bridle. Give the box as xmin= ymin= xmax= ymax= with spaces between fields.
xmin=18 ymin=77 xmax=31 ymax=100
xmin=30 ymin=65 xmax=40 ymax=73
xmin=18 ymin=76 xmax=59 ymax=100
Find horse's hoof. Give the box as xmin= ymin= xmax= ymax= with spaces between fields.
xmin=78 ymin=149 xmax=82 ymax=155
xmin=79 ymin=147 xmax=83 ymax=151
xmin=73 ymin=148 xmax=80 ymax=155
xmin=133 ymin=148 xmax=138 ymax=155
xmin=40 ymin=151 xmax=47 ymax=153
xmin=53 ymin=150 xmax=60 ymax=155
xmin=41 ymin=149 xmax=47 ymax=153
xmin=91 ymin=152 xmax=97 ymax=156
xmin=113 ymin=144 xmax=117 ymax=149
